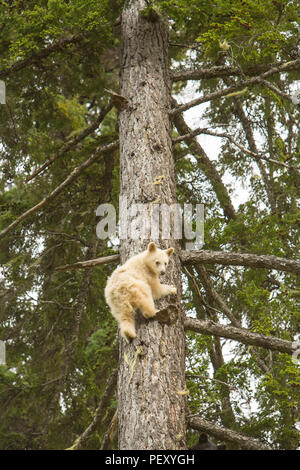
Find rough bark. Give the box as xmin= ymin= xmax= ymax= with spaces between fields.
xmin=117 ymin=0 xmax=186 ymax=450
xmin=189 ymin=416 xmax=272 ymax=450
xmin=184 ymin=317 xmax=296 ymax=355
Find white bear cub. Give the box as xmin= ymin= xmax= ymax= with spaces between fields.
xmin=105 ymin=242 xmax=176 ymax=342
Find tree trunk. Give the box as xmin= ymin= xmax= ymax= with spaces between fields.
xmin=117 ymin=0 xmax=186 ymax=450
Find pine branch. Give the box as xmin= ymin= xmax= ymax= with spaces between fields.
xmin=258 ymin=78 xmax=296 ymax=104
xmin=181 ymin=249 xmax=300 ymax=275
xmin=173 ymin=129 xmax=300 ymax=173
xmin=67 ymin=369 xmax=118 ymax=450
xmin=188 ymin=416 xmax=272 ymax=450
xmin=0 ymin=35 xmax=83 ymax=79
xmin=184 ymin=317 xmax=296 ymax=355
xmin=26 ymin=102 xmax=114 ymax=182
xmin=0 ymin=140 xmax=119 ymax=240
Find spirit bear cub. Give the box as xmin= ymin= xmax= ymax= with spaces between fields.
xmin=105 ymin=242 xmax=176 ymax=342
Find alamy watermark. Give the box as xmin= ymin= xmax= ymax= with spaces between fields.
xmin=291 ymin=91 xmax=300 ymax=105
xmin=292 ymin=341 xmax=300 ymax=366
xmin=96 ymin=196 xmax=204 ymax=250
xmin=0 ymin=341 xmax=5 ymax=365
xmin=0 ymin=81 xmax=5 ymax=104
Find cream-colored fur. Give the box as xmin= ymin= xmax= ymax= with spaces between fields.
xmin=105 ymin=242 xmax=176 ymax=342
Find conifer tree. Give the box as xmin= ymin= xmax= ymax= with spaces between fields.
xmin=0 ymin=0 xmax=299 ymax=450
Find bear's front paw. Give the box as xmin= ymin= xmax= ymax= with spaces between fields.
xmin=169 ymin=286 xmax=177 ymax=295
xmin=142 ymin=308 xmax=159 ymax=319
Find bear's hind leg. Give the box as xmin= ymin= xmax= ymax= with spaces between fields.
xmin=112 ymin=303 xmax=137 ymax=343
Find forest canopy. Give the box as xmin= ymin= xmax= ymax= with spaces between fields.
xmin=0 ymin=0 xmax=299 ymax=450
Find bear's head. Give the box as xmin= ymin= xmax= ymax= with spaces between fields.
xmin=145 ymin=242 xmax=174 ymax=276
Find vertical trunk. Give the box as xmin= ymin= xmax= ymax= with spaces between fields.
xmin=117 ymin=0 xmax=186 ymax=450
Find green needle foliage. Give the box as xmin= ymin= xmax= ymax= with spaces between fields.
xmin=0 ymin=0 xmax=299 ymax=449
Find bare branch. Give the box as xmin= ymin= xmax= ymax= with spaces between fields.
xmin=259 ymin=78 xmax=295 ymax=103
xmin=172 ymin=127 xmax=209 ymax=144
xmin=101 ymin=409 xmax=118 ymax=450
xmin=171 ymin=60 xmax=300 ymax=82
xmin=0 ymin=140 xmax=119 ymax=240
xmin=55 ymin=254 xmax=120 ymax=271
xmin=188 ymin=416 xmax=272 ymax=450
xmin=54 ymin=249 xmax=299 ymax=275
xmin=185 ymin=264 xmax=271 ymax=374
xmin=172 ymin=65 xmax=243 ymax=82
xmin=104 ymin=89 xmax=129 ymax=110
xmin=181 ymin=249 xmax=300 ymax=275
xmin=170 ymin=59 xmax=300 ymax=116
xmin=194 ymin=264 xmax=240 ymax=327
xmin=170 ymin=83 xmax=247 ymax=116
xmin=183 ymin=265 xmax=240 ymax=327
xmin=186 ymin=373 xmax=236 ymax=391
xmin=184 ymin=317 xmax=296 ymax=355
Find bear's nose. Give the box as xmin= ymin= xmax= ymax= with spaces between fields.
xmin=161 ymin=270 xmax=166 ymax=275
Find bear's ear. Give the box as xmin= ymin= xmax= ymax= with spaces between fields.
xmin=148 ymin=242 xmax=157 ymax=253
xmin=166 ymin=247 xmax=174 ymax=257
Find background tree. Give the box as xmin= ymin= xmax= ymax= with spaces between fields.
xmin=0 ymin=0 xmax=299 ymax=450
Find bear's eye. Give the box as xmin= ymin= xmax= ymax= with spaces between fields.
xmin=155 ymin=261 xmax=160 ymax=266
